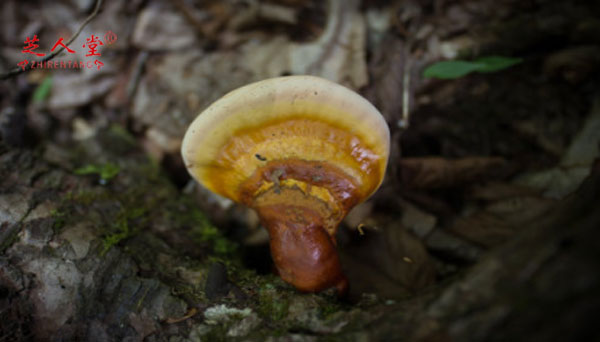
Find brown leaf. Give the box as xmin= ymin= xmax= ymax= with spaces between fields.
xmin=399 ymin=157 xmax=509 ymax=189
xmin=340 ymin=221 xmax=435 ymax=298
xmin=448 ymin=195 xmax=555 ymax=248
xmin=447 ymin=212 xmax=515 ymax=248
xmin=132 ymin=6 xmax=198 ymax=50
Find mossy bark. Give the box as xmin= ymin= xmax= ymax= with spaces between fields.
xmin=1 ymin=128 xmax=599 ymax=342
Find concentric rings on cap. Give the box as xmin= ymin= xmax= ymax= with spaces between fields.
xmin=181 ymin=75 xmax=390 ymax=203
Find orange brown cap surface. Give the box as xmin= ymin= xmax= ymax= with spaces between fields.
xmin=181 ymin=75 xmax=390 ymax=293
xmin=182 ymin=76 xmax=389 ymax=208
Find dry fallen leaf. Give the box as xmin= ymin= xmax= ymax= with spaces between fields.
xmin=132 ymin=5 xmax=198 ymax=51
xmin=130 ymin=0 xmax=370 ymax=158
xmin=514 ymin=96 xmax=600 ymax=198
xmin=341 ymin=220 xmax=435 ymax=298
xmin=48 ymin=71 xmax=116 ymax=110
xmin=399 ymin=156 xmax=509 ymax=189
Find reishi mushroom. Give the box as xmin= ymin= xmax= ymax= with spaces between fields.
xmin=181 ymin=75 xmax=390 ymax=294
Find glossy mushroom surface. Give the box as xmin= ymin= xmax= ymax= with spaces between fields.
xmin=182 ymin=75 xmax=390 ymax=293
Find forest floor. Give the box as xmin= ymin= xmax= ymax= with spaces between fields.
xmin=1 ymin=0 xmax=599 ymax=341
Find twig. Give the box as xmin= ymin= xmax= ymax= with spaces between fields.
xmin=0 ymin=0 xmax=103 ymax=81
xmin=126 ymin=51 xmax=148 ymax=100
xmin=400 ymin=49 xmax=411 ymax=129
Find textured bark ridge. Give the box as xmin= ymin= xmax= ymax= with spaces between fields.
xmin=1 ymin=129 xmax=599 ymax=341
xmin=0 ymin=128 xmax=198 ymax=341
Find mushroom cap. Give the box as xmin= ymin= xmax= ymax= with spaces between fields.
xmin=181 ymin=75 xmax=390 ymax=207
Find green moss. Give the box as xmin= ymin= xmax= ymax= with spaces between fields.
xmin=320 ymin=302 xmax=343 ymax=319
xmin=70 ymin=189 xmax=108 ymax=205
xmin=0 ymin=224 xmax=21 ymax=253
xmin=201 ymin=324 xmax=228 ymax=342
xmin=51 ymin=127 xmax=240 ymax=306
xmin=108 ymin=124 xmax=137 ymax=146
xmin=101 ymin=218 xmax=129 ymax=255
xmin=50 ymin=209 xmax=66 ymax=233
xmin=41 ymin=170 xmax=63 ymax=189
xmin=258 ymin=287 xmax=290 ymax=321
xmin=171 ymin=202 xmax=238 ymax=256
xmin=170 ymin=282 xmax=203 ymax=303
xmin=101 ymin=207 xmax=149 ymax=256
xmin=135 ymin=285 xmax=151 ymax=311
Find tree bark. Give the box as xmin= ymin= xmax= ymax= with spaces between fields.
xmin=1 ymin=130 xmax=598 ymax=341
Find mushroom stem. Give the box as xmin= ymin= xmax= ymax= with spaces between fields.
xmin=239 ymin=160 xmax=359 ymax=294
xmin=256 ymin=201 xmax=349 ymax=295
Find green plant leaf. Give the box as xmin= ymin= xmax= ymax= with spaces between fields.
xmin=33 ymin=75 xmax=53 ymax=103
xmin=74 ymin=163 xmax=120 ymax=181
xmin=99 ymin=163 xmax=120 ymax=180
xmin=423 ymin=61 xmax=483 ymax=79
xmin=475 ymin=56 xmax=523 ymax=73
xmin=423 ymin=56 xmax=523 ymax=79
